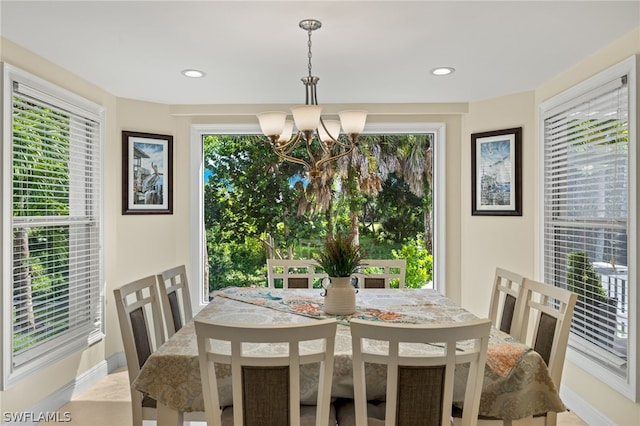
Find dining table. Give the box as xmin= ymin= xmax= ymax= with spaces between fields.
xmin=132 ymin=286 xmax=566 ymax=426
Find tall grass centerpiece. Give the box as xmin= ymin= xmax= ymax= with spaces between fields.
xmin=315 ymin=232 xmax=363 ymax=278
xmin=315 ymin=232 xmax=363 ymax=315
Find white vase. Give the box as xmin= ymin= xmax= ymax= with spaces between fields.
xmin=322 ymin=276 xmax=356 ymax=315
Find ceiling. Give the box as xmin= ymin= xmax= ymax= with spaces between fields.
xmin=1 ymin=1 xmax=639 ymax=106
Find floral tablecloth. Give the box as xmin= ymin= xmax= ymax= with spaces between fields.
xmin=132 ymin=287 xmax=565 ymax=420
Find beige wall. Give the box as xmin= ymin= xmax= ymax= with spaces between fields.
xmin=460 ymin=91 xmax=536 ymax=317
xmin=106 ymin=99 xmax=184 ymax=357
xmin=2 ymin=26 xmax=640 ymax=424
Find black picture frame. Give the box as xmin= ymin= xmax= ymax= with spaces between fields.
xmin=471 ymin=127 xmax=522 ymax=216
xmin=122 ymin=131 xmax=173 ymax=215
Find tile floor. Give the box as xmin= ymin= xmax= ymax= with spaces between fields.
xmin=38 ymin=367 xmax=589 ymax=425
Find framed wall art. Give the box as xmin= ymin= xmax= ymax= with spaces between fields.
xmin=471 ymin=127 xmax=522 ymax=216
xmin=122 ymin=131 xmax=173 ymax=215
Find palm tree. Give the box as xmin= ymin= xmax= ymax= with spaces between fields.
xmin=396 ymin=134 xmax=433 ymax=252
xmin=293 ymin=133 xmax=433 ymax=251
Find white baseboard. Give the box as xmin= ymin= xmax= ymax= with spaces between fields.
xmin=561 ymin=384 xmax=615 ymax=425
xmin=3 ymin=353 xmax=126 ymax=426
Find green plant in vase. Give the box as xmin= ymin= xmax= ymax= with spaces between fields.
xmin=315 ymin=232 xmax=363 ymax=315
xmin=315 ymin=232 xmax=364 ymax=278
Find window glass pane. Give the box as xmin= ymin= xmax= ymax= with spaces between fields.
xmin=201 ymin=133 xmax=435 ymax=297
xmin=543 ymin=75 xmax=629 ymax=377
xmin=5 ymin=65 xmax=103 ymax=383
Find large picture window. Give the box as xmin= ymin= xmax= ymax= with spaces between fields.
xmin=2 ymin=64 xmax=104 ymax=388
xmin=540 ymin=57 xmax=636 ymax=399
xmin=190 ymin=123 xmax=446 ymax=305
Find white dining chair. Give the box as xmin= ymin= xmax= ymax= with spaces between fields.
xmin=477 ymin=278 xmax=578 ymax=426
xmin=157 ymin=264 xmax=193 ymax=337
xmin=195 ymin=317 xmax=338 ymax=426
xmin=488 ymin=267 xmax=525 ymax=339
xmin=355 ymin=259 xmax=406 ymax=288
xmin=113 ymin=275 xmax=166 ymax=426
xmin=336 ymin=317 xmax=492 ymax=426
xmin=266 ymin=258 xmax=327 ymax=289
xmin=514 ymin=278 xmax=577 ymax=426
xmin=114 ymin=275 xmax=205 ymax=426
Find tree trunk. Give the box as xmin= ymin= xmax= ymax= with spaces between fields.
xmin=350 ymin=210 xmax=360 ymax=246
xmin=13 ymin=228 xmax=35 ymax=332
xmin=423 ymin=207 xmax=433 ymax=254
xmin=325 ymin=208 xmax=334 ymax=239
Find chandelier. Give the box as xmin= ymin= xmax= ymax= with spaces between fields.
xmin=257 ymin=19 xmax=367 ymax=178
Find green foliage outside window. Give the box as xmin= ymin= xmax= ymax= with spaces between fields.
xmin=393 ymin=233 xmax=433 ymax=288
xmin=567 ymin=251 xmax=607 ymax=303
xmin=12 ymin=100 xmax=72 ymax=353
xmin=203 ymin=133 xmax=434 ymax=292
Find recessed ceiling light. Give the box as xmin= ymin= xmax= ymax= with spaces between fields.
xmin=181 ymin=69 xmax=206 ymax=78
xmin=431 ymin=67 xmax=455 ymax=76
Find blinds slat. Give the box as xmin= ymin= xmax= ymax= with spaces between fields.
xmin=14 ymin=81 xmax=102 ymax=122
xmin=9 ymin=70 xmax=103 ymax=370
xmin=542 ymin=70 xmax=629 ymax=369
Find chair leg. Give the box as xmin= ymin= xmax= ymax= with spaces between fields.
xmin=512 ymin=416 xmax=534 ymax=425
xmin=157 ymin=402 xmax=184 ymax=426
xmin=544 ymin=411 xmax=557 ymax=426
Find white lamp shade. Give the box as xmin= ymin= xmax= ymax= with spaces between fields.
xmin=277 ymin=120 xmax=294 ymax=143
xmin=292 ymin=105 xmax=322 ymax=131
xmin=257 ymin=111 xmax=287 ymax=136
xmin=317 ymin=119 xmax=341 ymax=142
xmin=339 ymin=110 xmax=367 ymax=135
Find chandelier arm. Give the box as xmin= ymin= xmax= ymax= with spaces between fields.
xmin=303 ymin=130 xmax=320 ymax=169
xmin=317 ymin=118 xmax=336 ymax=153
xmin=314 ymin=145 xmax=355 ymax=171
xmin=317 ymin=118 xmax=359 ymax=149
xmin=274 ymin=133 xmax=303 ymax=153
xmin=330 ymin=137 xmax=355 ymax=149
xmin=273 ymin=149 xmax=313 ymax=172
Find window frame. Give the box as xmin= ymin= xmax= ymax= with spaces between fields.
xmin=189 ymin=122 xmax=447 ymax=310
xmin=1 ymin=63 xmax=105 ymax=389
xmin=538 ymin=56 xmax=638 ymax=400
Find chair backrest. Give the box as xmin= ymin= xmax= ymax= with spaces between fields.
xmin=356 ymin=259 xmax=406 ymax=288
xmin=349 ymin=317 xmax=491 ymax=426
xmin=195 ymin=317 xmax=338 ymax=426
xmin=488 ymin=267 xmax=525 ymax=339
xmin=113 ymin=275 xmax=166 ymax=426
xmin=516 ymin=277 xmax=577 ymax=389
xmin=157 ymin=264 xmax=193 ymax=337
xmin=266 ymin=258 xmax=327 ymax=289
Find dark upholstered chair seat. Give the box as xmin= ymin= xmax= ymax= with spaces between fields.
xmin=141 ymin=395 xmax=156 ymax=409
xmin=220 ymin=404 xmax=337 ymax=426
xmin=335 ymin=399 xmax=386 ymax=426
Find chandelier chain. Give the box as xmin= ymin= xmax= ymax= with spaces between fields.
xmin=307 ymin=27 xmax=313 ymax=78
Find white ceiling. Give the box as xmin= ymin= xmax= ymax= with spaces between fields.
xmin=1 ymin=1 xmax=639 ymax=106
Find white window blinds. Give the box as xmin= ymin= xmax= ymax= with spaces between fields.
xmin=542 ymin=72 xmax=629 ymax=378
xmin=4 ymin=64 xmax=104 ymax=386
